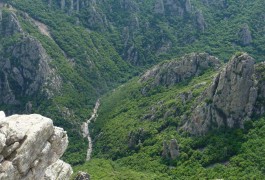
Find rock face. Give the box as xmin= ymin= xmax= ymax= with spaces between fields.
xmin=128 ymin=128 xmax=147 ymax=149
xmin=0 ymin=11 xmax=23 ymax=36
xmin=185 ymin=53 xmax=260 ymax=135
xmin=195 ymin=10 xmax=206 ymax=32
xmin=155 ymin=0 xmax=193 ymax=16
xmin=75 ymin=171 xmax=90 ymax=180
xmin=44 ymin=160 xmax=73 ymax=180
xmin=154 ymin=0 xmax=165 ymax=14
xmin=0 ymin=11 xmax=61 ymax=112
xmin=162 ymin=139 xmax=179 ymax=160
xmin=140 ymin=53 xmax=221 ymax=94
xmin=238 ymin=24 xmax=252 ymax=46
xmin=0 ymin=111 xmax=72 ymax=179
xmin=254 ymin=62 xmax=265 ymax=115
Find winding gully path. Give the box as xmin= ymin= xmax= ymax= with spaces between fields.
xmin=81 ymin=99 xmax=100 ymax=161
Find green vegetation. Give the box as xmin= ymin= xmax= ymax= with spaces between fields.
xmin=1 ymin=0 xmax=265 ymax=179
xmin=0 ymin=6 xmax=134 ymax=165
xmin=78 ymin=67 xmax=265 ymax=179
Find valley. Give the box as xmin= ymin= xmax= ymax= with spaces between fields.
xmin=0 ymin=0 xmax=265 ymax=179
xmin=82 ymin=99 xmax=100 ymax=161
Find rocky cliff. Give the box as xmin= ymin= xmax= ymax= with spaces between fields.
xmin=0 ymin=10 xmax=61 ymax=114
xmin=140 ymin=53 xmax=221 ymax=94
xmin=0 ymin=111 xmax=72 ymax=179
xmin=185 ymin=53 xmax=265 ymax=135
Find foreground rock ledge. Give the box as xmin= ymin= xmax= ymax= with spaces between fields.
xmin=0 ymin=111 xmax=72 ymax=180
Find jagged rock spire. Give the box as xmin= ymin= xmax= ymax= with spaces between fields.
xmin=185 ymin=53 xmax=259 ymax=135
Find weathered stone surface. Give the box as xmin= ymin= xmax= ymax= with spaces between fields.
xmin=154 ymin=0 xmax=165 ymax=14
xmin=155 ymin=0 xmax=193 ymax=16
xmin=0 ymin=11 xmax=22 ymax=36
xmin=0 ymin=113 xmax=72 ymax=179
xmin=162 ymin=140 xmax=169 ymax=159
xmin=185 ymin=53 xmax=258 ymax=135
xmin=120 ymin=0 xmax=139 ymax=12
xmin=0 ymin=112 xmax=5 ymax=120
xmin=162 ymin=139 xmax=179 ymax=160
xmin=75 ymin=171 xmax=90 ymax=180
xmin=86 ymin=5 xmax=108 ymax=30
xmin=0 ymin=12 xmax=61 ymax=111
xmin=140 ymin=53 xmax=221 ymax=94
xmin=238 ymin=24 xmax=252 ymax=46
xmin=169 ymin=139 xmax=179 ymax=159
xmin=128 ymin=128 xmax=147 ymax=149
xmin=195 ymin=10 xmax=206 ymax=32
xmin=254 ymin=62 xmax=265 ymax=115
xmin=44 ymin=160 xmax=73 ymax=180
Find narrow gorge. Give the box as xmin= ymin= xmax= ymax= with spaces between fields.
xmin=81 ymin=100 xmax=100 ymax=161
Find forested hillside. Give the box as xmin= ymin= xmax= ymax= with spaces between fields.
xmin=1 ymin=0 xmax=265 ymax=179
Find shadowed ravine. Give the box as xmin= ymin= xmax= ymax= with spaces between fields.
xmin=81 ymin=99 xmax=100 ymax=161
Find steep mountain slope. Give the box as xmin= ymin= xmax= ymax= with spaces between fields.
xmin=8 ymin=0 xmax=265 ymax=66
xmin=0 ymin=6 xmax=133 ymax=165
xmin=1 ymin=0 xmax=265 ymax=178
xmin=82 ymin=53 xmax=265 ymax=179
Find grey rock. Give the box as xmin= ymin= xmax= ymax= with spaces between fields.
xmin=238 ymin=24 xmax=252 ymax=46
xmin=48 ymin=0 xmax=52 ymax=8
xmin=0 ymin=12 xmax=61 ymax=111
xmin=76 ymin=0 xmax=80 ymax=12
xmin=70 ymin=0 xmax=74 ymax=12
xmin=195 ymin=10 xmax=206 ymax=32
xmin=162 ymin=140 xmax=169 ymax=159
xmin=2 ymin=142 xmax=20 ymax=158
xmin=169 ymin=139 xmax=179 ymax=159
xmin=44 ymin=160 xmax=73 ymax=180
xmin=140 ymin=53 xmax=221 ymax=93
xmin=154 ymin=0 xmax=165 ymax=14
xmin=120 ymin=0 xmax=139 ymax=12
xmin=61 ymin=0 xmax=65 ymax=10
xmin=185 ymin=53 xmax=258 ymax=135
xmin=0 ymin=113 xmax=72 ymax=179
xmin=254 ymin=62 xmax=265 ymax=115
xmin=0 ymin=10 xmax=2 ymax=21
xmin=86 ymin=5 xmax=108 ymax=30
xmin=0 ymin=112 xmax=5 ymax=120
xmin=0 ymin=36 xmax=61 ymax=104
xmin=128 ymin=128 xmax=146 ymax=149
xmin=0 ymin=12 xmax=23 ymax=36
xmin=162 ymin=139 xmax=179 ymax=160
xmin=185 ymin=0 xmax=192 ymax=13
xmin=179 ymin=91 xmax=193 ymax=104
xmin=75 ymin=171 xmax=90 ymax=180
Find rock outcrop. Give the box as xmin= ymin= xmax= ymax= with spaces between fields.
xmin=185 ymin=53 xmax=261 ymax=135
xmin=0 ymin=11 xmax=61 ymax=112
xmin=0 ymin=111 xmax=72 ymax=179
xmin=238 ymin=24 xmax=252 ymax=46
xmin=128 ymin=128 xmax=147 ymax=149
xmin=75 ymin=171 xmax=90 ymax=180
xmin=44 ymin=160 xmax=73 ymax=180
xmin=154 ymin=0 xmax=193 ymax=16
xmin=140 ymin=53 xmax=221 ymax=94
xmin=254 ymin=62 xmax=265 ymax=115
xmin=0 ymin=11 xmax=22 ymax=36
xmin=195 ymin=10 xmax=206 ymax=32
xmin=154 ymin=0 xmax=165 ymax=14
xmin=162 ymin=139 xmax=179 ymax=160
